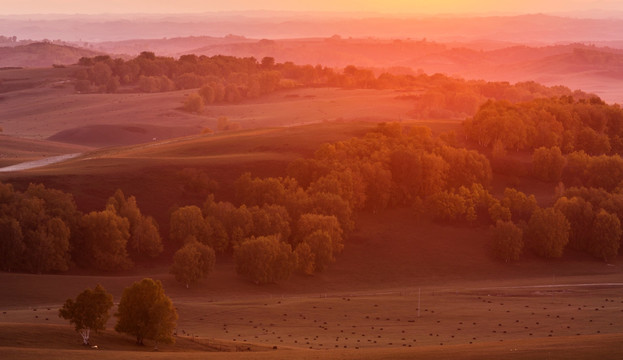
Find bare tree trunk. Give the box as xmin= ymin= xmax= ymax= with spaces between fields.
xmin=80 ymin=328 xmax=90 ymax=345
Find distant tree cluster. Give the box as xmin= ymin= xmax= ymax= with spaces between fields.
xmin=59 ymin=279 xmax=177 ymax=348
xmin=74 ymin=52 xmax=586 ymax=119
xmin=0 ymin=183 xmax=162 ymax=273
xmin=464 ymin=96 xmax=623 ymax=154
xmin=74 ymin=53 xmax=330 ymax=98
xmin=411 ymin=78 xmax=585 ymax=119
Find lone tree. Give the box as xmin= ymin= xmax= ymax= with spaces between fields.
xmin=170 ymin=239 xmax=216 ymax=288
xmin=58 ymin=284 xmax=114 ymax=346
xmin=115 ymin=278 xmax=178 ymax=347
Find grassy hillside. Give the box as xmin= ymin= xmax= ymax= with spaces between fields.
xmin=0 ymin=42 xmax=98 ymax=68
xmin=0 ymin=135 xmax=91 ymax=167
xmin=0 ymin=70 xmax=418 ymax=145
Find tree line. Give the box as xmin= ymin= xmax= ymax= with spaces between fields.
xmin=490 ymin=185 xmax=622 ymax=263
xmin=73 ymin=52 xmax=589 ymax=119
xmin=0 ymin=184 xmax=162 ymax=273
xmin=4 ymin=121 xmax=622 ymax=283
xmin=464 ymin=96 xmax=623 ymax=154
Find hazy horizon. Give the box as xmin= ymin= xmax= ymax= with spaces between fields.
xmin=3 ymin=0 xmax=623 ymax=17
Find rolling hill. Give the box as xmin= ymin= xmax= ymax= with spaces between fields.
xmin=0 ymin=42 xmax=99 ymax=68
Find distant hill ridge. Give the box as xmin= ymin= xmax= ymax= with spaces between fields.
xmin=0 ymin=42 xmax=99 ymax=67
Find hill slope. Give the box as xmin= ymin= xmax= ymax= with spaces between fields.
xmin=0 ymin=42 xmax=98 ymax=68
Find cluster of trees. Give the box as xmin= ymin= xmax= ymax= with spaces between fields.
xmin=168 ymin=177 xmax=347 ymax=285
xmin=164 ymin=122 xmax=495 ymax=284
xmin=411 ymin=77 xmax=586 ymax=119
xmin=528 ymin=146 xmax=623 ymax=188
xmin=464 ymin=96 xmax=623 ymax=154
xmin=288 ymin=122 xmax=491 ymax=212
xmin=74 ymin=53 xmax=328 ymax=97
xmin=0 ymin=183 xmax=162 ymax=273
xmin=557 ymin=186 xmax=623 ymax=261
xmin=59 ymin=279 xmax=177 ymax=347
xmin=489 ymin=186 xmax=623 ymax=263
xmin=74 ymin=52 xmax=588 ymax=120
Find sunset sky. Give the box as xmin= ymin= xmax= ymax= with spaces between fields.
xmin=3 ymin=0 xmax=623 ymax=15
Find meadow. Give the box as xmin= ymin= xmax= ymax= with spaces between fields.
xmin=1 ymin=66 xmax=623 ymax=359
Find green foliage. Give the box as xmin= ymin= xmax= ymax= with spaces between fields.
xmin=428 ymin=191 xmax=468 ymax=222
xmin=115 ymin=278 xmax=178 ymax=346
xmin=0 ymin=216 xmax=24 ymax=272
xmin=131 ymin=216 xmax=163 ymax=258
xmin=295 ymin=213 xmax=343 ymax=252
xmin=299 ymin=230 xmax=334 ymax=272
xmin=183 ymin=93 xmax=204 ymax=114
xmin=249 ymin=204 xmax=292 ymax=240
xmin=501 ymin=188 xmax=538 ymax=222
xmin=0 ymin=183 xmax=77 ymax=273
xmin=491 ymin=220 xmax=524 ymax=262
xmin=79 ymin=209 xmax=132 ymax=271
xmin=563 ymin=152 xmax=623 ymax=191
xmin=59 ymin=284 xmax=114 ymax=345
xmin=488 ymin=201 xmax=512 ymax=223
xmin=170 ymin=240 xmax=216 ymax=288
xmin=532 ymin=146 xmax=566 ymax=182
xmin=463 ymin=96 xmax=623 ymax=154
xmin=554 ymin=196 xmax=594 ymax=251
xmin=107 ymin=189 xmax=163 ymax=259
xmin=169 ymin=205 xmax=211 ymax=246
xmin=234 ymin=235 xmax=296 ymax=284
xmin=525 ymin=207 xmax=570 ymax=258
xmin=589 ymin=210 xmax=621 ymax=262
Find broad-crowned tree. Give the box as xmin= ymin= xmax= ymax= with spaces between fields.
xmin=526 ymin=207 xmax=570 ymax=258
xmin=170 ymin=239 xmax=216 ymax=288
xmin=234 ymin=235 xmax=295 ymax=284
xmin=79 ymin=208 xmax=132 ymax=271
xmin=169 ymin=205 xmax=211 ymax=246
xmin=59 ymin=284 xmax=114 ymax=346
xmin=115 ymin=278 xmax=178 ymax=346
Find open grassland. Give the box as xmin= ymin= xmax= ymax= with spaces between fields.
xmin=0 ymin=135 xmax=91 ymax=167
xmin=0 ymin=66 xmax=419 ymax=145
xmin=1 ymin=272 xmax=623 ymax=359
xmin=1 ymin=207 xmax=622 ymax=359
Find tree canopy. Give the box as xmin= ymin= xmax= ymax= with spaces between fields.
xmin=115 ymin=278 xmax=178 ymax=346
xmin=58 ymin=284 xmax=114 ymax=346
xmin=170 ymin=240 xmax=216 ymax=288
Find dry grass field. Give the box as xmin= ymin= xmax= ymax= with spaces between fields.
xmin=1 ymin=204 xmax=622 ymax=359
xmin=2 ymin=67 xmax=623 ymax=359
xmin=1 ymin=270 xmax=622 ymax=360
xmin=1 ymin=67 xmax=418 ymax=146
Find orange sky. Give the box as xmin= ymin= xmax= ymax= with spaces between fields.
xmin=3 ymin=0 xmax=623 ymax=15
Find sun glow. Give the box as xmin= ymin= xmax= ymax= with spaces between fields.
xmin=2 ymin=0 xmax=623 ymax=15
